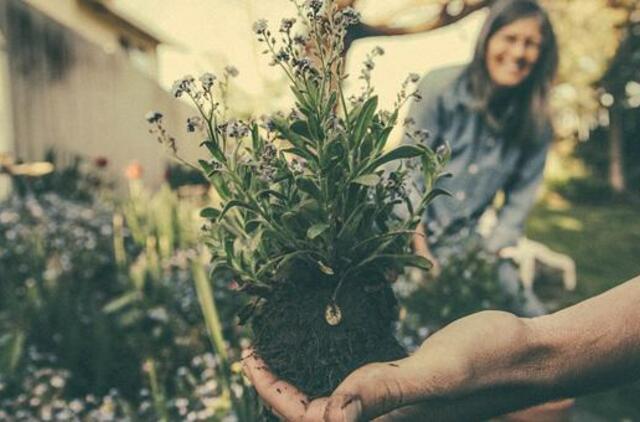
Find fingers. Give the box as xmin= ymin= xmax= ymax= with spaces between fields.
xmin=323 ymin=394 xmax=363 ymax=422
xmin=242 ymin=349 xmax=311 ymax=421
xmin=323 ymin=363 xmax=403 ymax=422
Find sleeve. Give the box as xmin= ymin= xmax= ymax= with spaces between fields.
xmin=485 ymin=124 xmax=552 ymax=253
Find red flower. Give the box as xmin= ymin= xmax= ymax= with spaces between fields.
xmin=125 ymin=161 xmax=143 ymax=180
xmin=94 ymin=156 xmax=109 ymax=168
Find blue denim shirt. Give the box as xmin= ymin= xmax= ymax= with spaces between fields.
xmin=405 ymin=65 xmax=551 ymax=253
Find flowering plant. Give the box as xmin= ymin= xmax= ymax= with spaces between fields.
xmin=149 ymin=0 xmax=448 ymax=398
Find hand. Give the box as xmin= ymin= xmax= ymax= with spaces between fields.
xmin=243 ymin=311 xmax=527 ymax=421
xmin=242 ymin=349 xmax=329 ymax=421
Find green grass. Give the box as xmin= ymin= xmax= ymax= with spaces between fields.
xmin=527 ymin=200 xmax=640 ymax=421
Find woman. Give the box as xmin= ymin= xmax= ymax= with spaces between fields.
xmin=409 ymin=0 xmax=559 ymax=318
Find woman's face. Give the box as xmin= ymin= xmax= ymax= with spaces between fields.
xmin=486 ymin=16 xmax=542 ymax=87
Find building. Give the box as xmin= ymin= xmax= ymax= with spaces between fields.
xmin=0 ymin=0 xmax=200 ymax=188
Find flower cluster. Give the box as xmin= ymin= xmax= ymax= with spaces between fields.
xmin=147 ymin=111 xmax=177 ymax=154
xmin=384 ymin=170 xmax=408 ymax=201
xmin=394 ymin=72 xmax=423 ymax=110
xmin=187 ymin=116 xmax=204 ymax=133
xmin=199 ymin=72 xmax=216 ymax=91
xmin=172 ymin=75 xmax=196 ymax=98
xmin=223 ymin=119 xmax=250 ymax=139
xmin=350 ymin=45 xmax=386 ymax=105
xmin=255 ymin=143 xmax=279 ymax=182
xmin=149 ymin=0 xmax=448 ymax=324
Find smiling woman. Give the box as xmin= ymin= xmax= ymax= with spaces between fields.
xmin=407 ymin=0 xmax=562 ymax=418
xmin=408 ymin=0 xmax=559 ymax=316
xmin=485 ymin=16 xmax=542 ymax=87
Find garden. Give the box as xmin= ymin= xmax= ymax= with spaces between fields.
xmin=1 ymin=0 xmax=640 ymax=421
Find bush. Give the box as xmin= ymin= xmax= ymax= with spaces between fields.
xmin=0 ymin=186 xmax=254 ymax=419
xmin=397 ymin=239 xmax=514 ymax=348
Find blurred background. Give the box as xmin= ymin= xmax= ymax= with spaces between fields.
xmin=0 ymin=0 xmax=639 ymax=420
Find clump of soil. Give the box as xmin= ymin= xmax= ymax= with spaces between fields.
xmin=251 ymin=275 xmax=407 ymax=398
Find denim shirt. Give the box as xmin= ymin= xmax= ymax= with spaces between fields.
xmin=405 ymin=65 xmax=551 ymax=253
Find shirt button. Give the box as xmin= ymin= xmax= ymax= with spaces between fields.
xmin=468 ymin=164 xmax=479 ymax=174
xmin=455 ymin=191 xmax=466 ymax=201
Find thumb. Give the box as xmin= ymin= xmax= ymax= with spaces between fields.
xmin=323 ymin=394 xmax=363 ymax=422
xmin=324 ymin=362 xmax=411 ymax=421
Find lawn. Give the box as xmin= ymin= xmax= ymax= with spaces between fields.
xmin=527 ymin=199 xmax=640 ymax=421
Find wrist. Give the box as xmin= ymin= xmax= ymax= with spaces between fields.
xmin=441 ymin=312 xmax=545 ymax=393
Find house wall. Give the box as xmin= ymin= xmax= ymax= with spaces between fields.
xmin=0 ymin=0 xmax=203 ymax=188
xmin=0 ymin=29 xmax=13 ymax=197
xmin=25 ymin=0 xmax=158 ymax=76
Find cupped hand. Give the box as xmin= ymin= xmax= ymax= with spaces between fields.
xmin=242 ymin=339 xmax=465 ymax=422
xmin=243 ymin=311 xmax=530 ymax=421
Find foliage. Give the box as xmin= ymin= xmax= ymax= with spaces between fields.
xmin=543 ymin=0 xmax=626 ymax=140
xmin=149 ymin=0 xmax=448 ymax=320
xmin=9 ymin=149 xmax=113 ymax=202
xmin=164 ymin=162 xmax=209 ymax=190
xmin=0 ymin=185 xmax=257 ymax=420
xmin=397 ymin=238 xmax=512 ymax=348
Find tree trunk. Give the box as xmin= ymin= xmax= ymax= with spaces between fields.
xmin=608 ymin=107 xmax=626 ymax=193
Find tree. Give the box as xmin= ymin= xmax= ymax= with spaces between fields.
xmin=341 ymin=0 xmax=494 ymax=51
xmin=336 ymin=0 xmax=637 ymax=194
xmin=599 ymin=1 xmax=640 ymax=193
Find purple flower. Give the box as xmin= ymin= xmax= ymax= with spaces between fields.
xmin=252 ymin=19 xmax=268 ymax=35
xmin=145 ymin=111 xmax=163 ymax=124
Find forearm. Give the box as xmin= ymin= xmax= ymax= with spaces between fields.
xmin=327 ymin=277 xmax=640 ymax=421
xmin=530 ymin=276 xmax=640 ymax=396
xmin=395 ymin=277 xmax=640 ymax=420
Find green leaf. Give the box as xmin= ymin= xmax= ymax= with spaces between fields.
xmin=198 ymin=159 xmax=217 ymax=176
xmin=272 ymin=119 xmax=313 ymax=149
xmin=244 ymin=219 xmax=261 ymax=233
xmin=317 ymin=260 xmax=334 ymax=275
xmin=103 ymin=292 xmax=142 ymax=314
xmin=323 ymin=92 xmax=338 ymax=119
xmin=355 ymin=253 xmax=432 ymax=272
xmin=210 ymin=173 xmax=231 ymax=199
xmin=291 ymin=120 xmax=312 ymax=139
xmin=200 ymin=140 xmax=226 ymax=163
xmin=257 ymin=250 xmax=314 ymax=278
xmin=282 ymin=147 xmax=317 ymax=164
xmin=307 ymin=223 xmax=329 ymax=240
xmin=218 ymin=200 xmax=256 ymax=221
xmin=248 ymin=229 xmax=263 ymax=251
xmin=200 ymin=207 xmax=221 ymax=220
xmin=351 ymin=230 xmax=415 ymax=255
xmin=296 ymin=178 xmax=322 ymax=200
xmin=353 ymin=96 xmax=378 ymax=147
xmin=373 ymin=125 xmax=394 ymax=155
xmin=419 ymin=188 xmax=452 ymax=209
xmin=251 ymin=123 xmax=262 ymax=153
xmin=361 ymin=144 xmax=427 ymax=174
xmin=389 ymin=254 xmax=433 ymax=271
xmin=257 ymin=189 xmax=288 ymax=202
xmin=351 ymin=174 xmax=380 ymax=186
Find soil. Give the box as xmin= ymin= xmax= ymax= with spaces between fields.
xmin=250 ymin=274 xmax=407 ymax=399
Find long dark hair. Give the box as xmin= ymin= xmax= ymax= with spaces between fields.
xmin=465 ymin=0 xmax=558 ymax=146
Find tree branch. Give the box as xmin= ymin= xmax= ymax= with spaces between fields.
xmin=344 ymin=0 xmax=495 ymax=51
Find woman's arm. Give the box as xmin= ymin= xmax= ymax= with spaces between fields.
xmin=412 ymin=222 xmax=441 ymax=277
xmin=486 ymin=128 xmax=551 ymax=254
